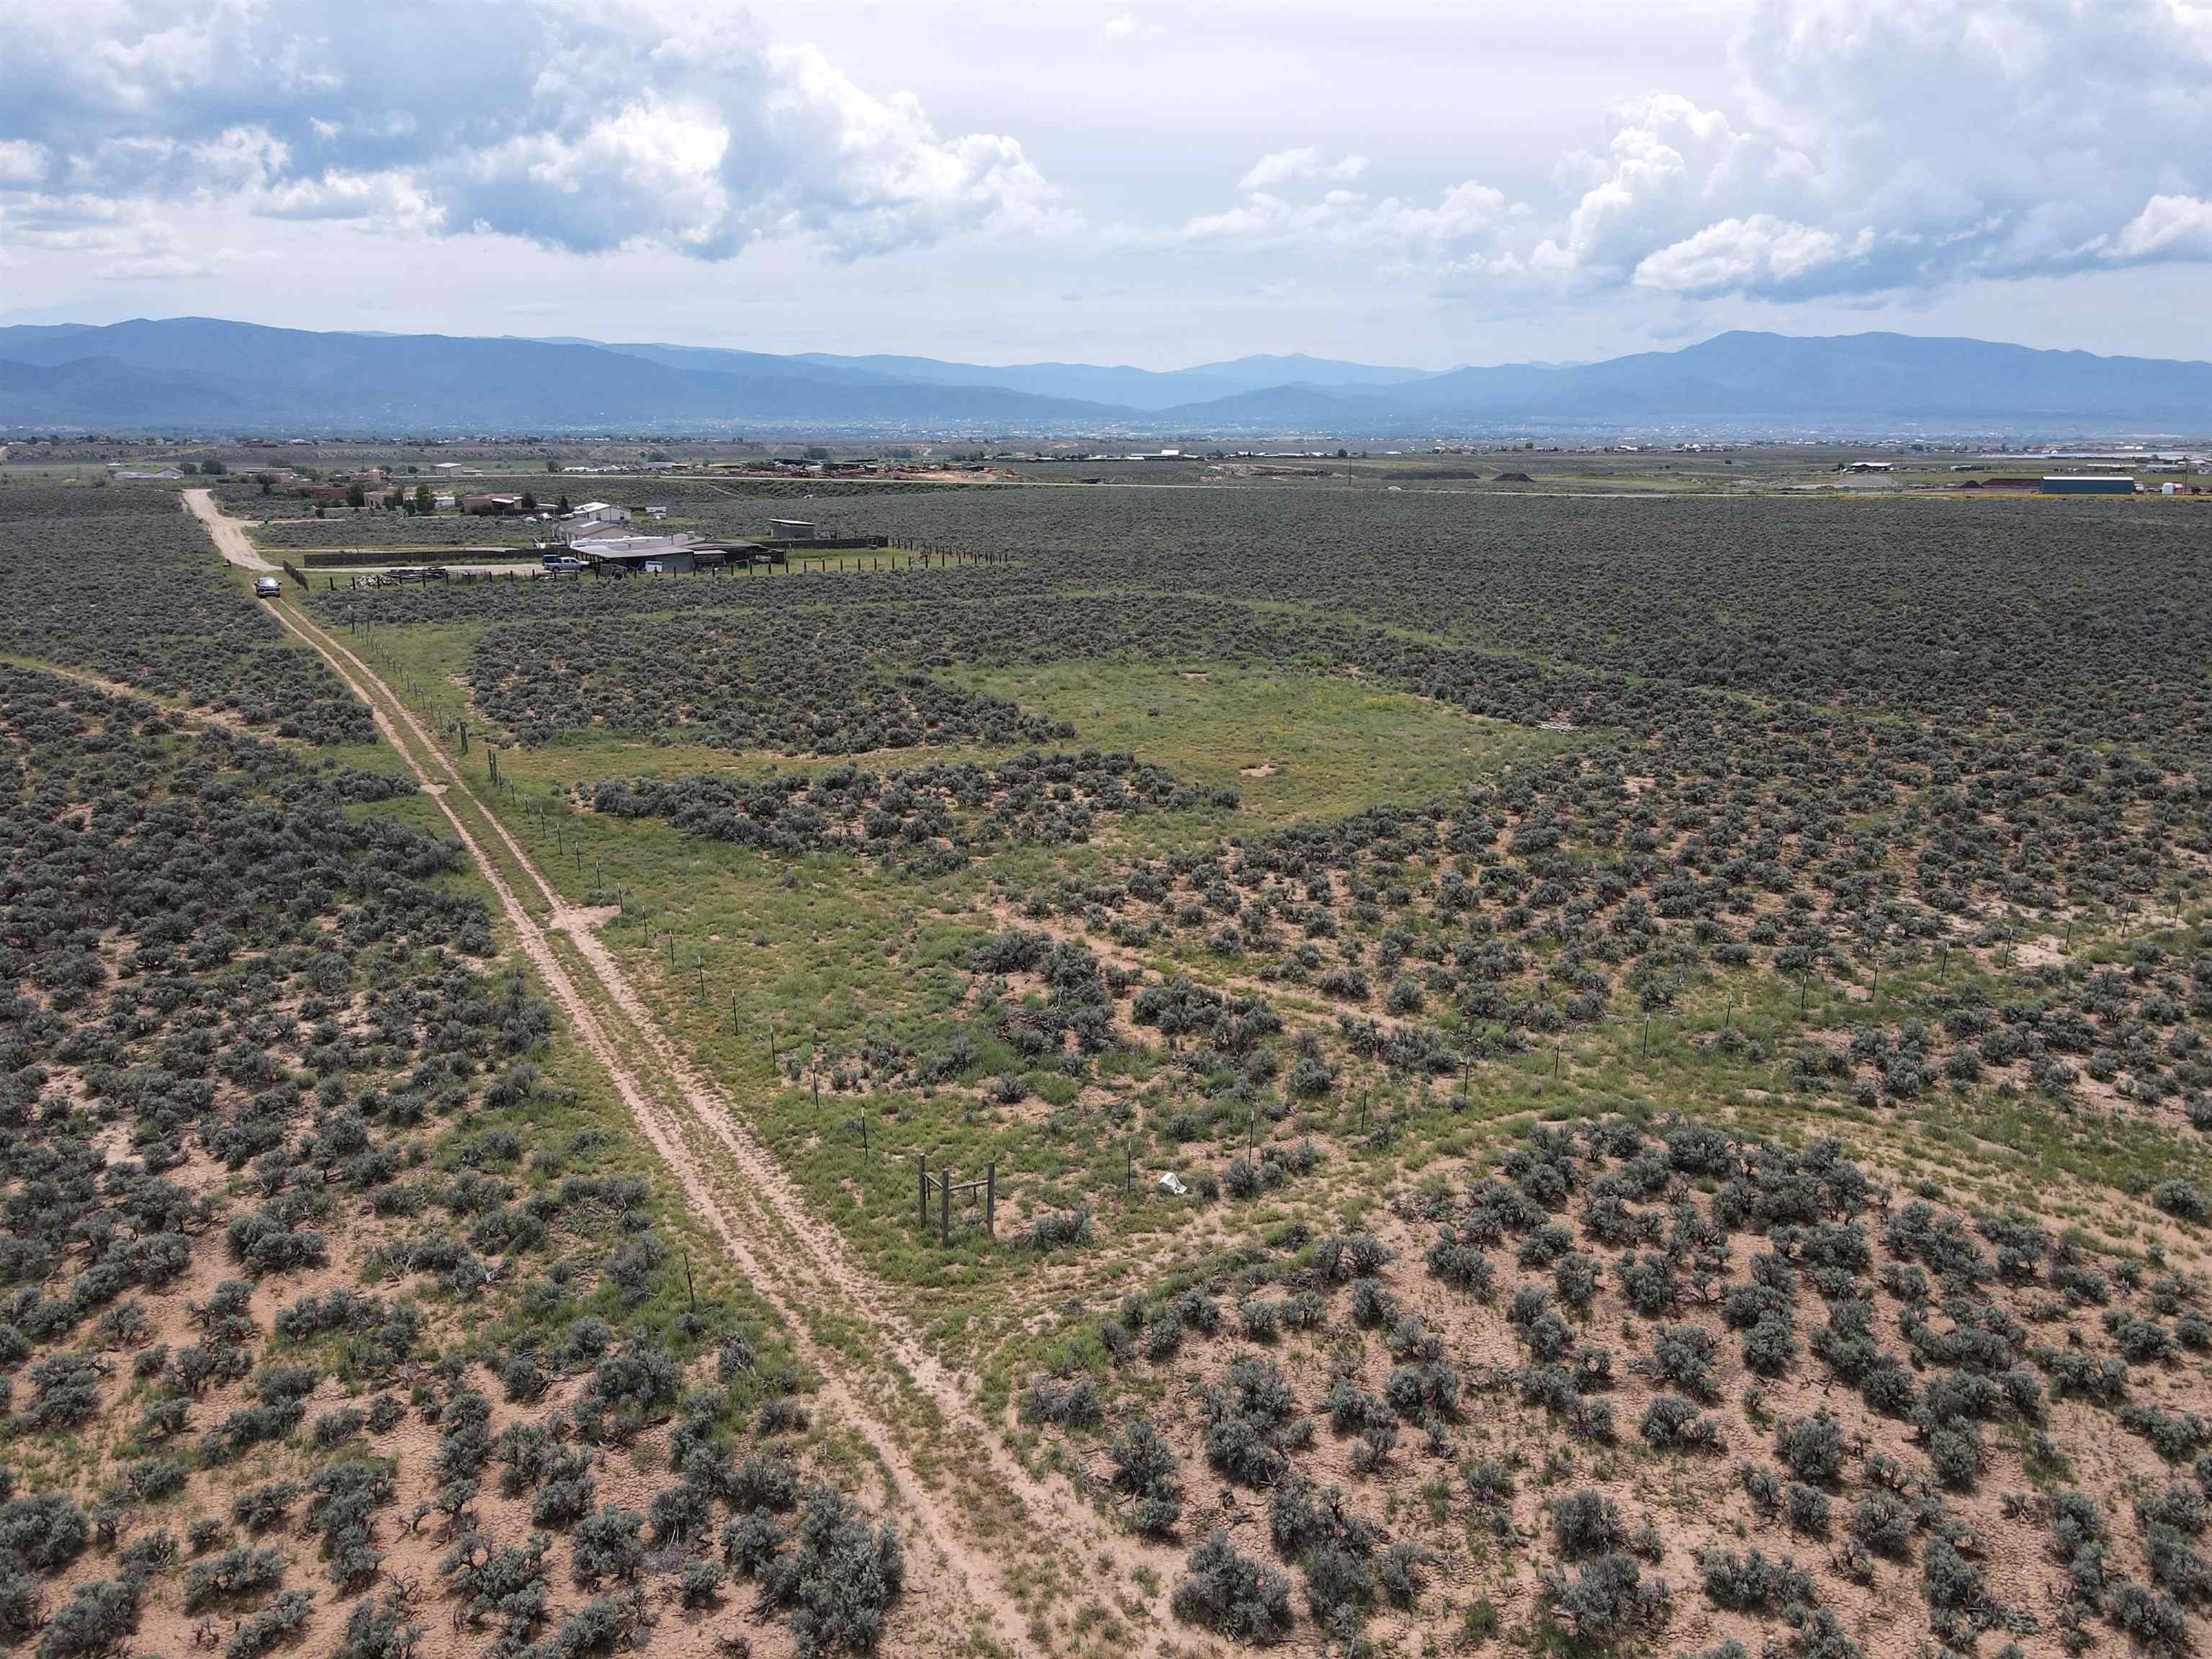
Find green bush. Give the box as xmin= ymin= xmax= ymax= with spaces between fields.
xmin=755 ymin=1485 xmax=904 ymax=1658
xmin=1170 ymin=1530 xmax=1293 ymax=1644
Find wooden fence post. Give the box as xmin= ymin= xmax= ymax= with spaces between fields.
xmin=940 ymin=1164 xmax=951 ymax=1245
xmin=985 ymin=1162 xmax=996 ymax=1236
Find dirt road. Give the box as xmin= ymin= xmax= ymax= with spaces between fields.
xmin=182 ymin=487 xmax=1172 ymax=1655
xmin=186 ymin=488 xmax=275 ymax=569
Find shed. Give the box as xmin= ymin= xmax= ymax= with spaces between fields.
xmin=768 ymin=518 xmax=816 ymax=540
xmin=572 ymin=532 xmax=700 ymax=575
xmin=2040 ymin=476 xmax=2134 ymax=495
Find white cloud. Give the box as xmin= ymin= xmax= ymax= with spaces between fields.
xmin=1169 ymin=1 xmax=2212 ymax=305
xmin=2091 ymin=194 xmax=2212 ymax=264
xmin=0 ymin=0 xmax=1061 ymax=264
xmin=6 ymin=0 xmax=2212 ymax=324
xmin=1238 ymin=148 xmax=1368 ymax=192
xmin=1100 ymin=12 xmax=1161 ymax=43
xmin=1632 ymin=214 xmax=1872 ymax=295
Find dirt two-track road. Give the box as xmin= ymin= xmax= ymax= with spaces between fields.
xmin=184 ymin=489 xmax=1175 ymax=1658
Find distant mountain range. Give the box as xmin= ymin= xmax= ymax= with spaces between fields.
xmin=1 ymin=316 xmax=2206 ymax=437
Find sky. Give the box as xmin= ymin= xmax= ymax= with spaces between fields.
xmin=1 ymin=0 xmax=2209 ymax=370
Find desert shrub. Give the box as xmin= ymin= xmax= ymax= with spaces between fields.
xmin=1554 ymin=1252 xmax=1600 ymax=1310
xmin=1028 ymin=1207 xmax=1092 ymax=1251
xmin=1701 ymin=1547 xmax=1813 ymax=1611
xmin=35 ymin=1577 xmax=142 ymax=1659
xmin=24 ymin=1354 xmax=103 ymax=1430
xmin=1551 ymin=1489 xmax=1624 ymax=1557
xmin=1545 ymin=1552 xmax=1668 ymax=1642
xmin=679 ymin=1555 xmax=726 ymax=1608
xmin=570 ymin=1505 xmax=644 ymax=1588
xmin=1640 ymin=1395 xmax=1722 ymax=1452
xmin=575 ymin=1341 xmax=680 ymax=1441
xmin=224 ymin=1588 xmax=313 ymax=1659
xmin=1786 ymin=1483 xmax=1831 ymax=1534
xmin=755 ymin=1485 xmax=905 ymax=1658
xmin=1348 ymin=1277 xmax=1396 ymax=1328
xmin=1922 ymin=1536 xmax=1987 ymax=1619
xmin=1110 ymin=1416 xmax=1184 ymax=1537
xmin=1774 ymin=1411 xmax=1848 ymax=1485
xmin=304 ymin=1459 xmax=395 ymax=1591
xmin=2139 ymin=1485 xmax=2207 ymax=1536
xmin=230 ymin=1480 xmax=302 ymax=1533
xmin=1202 ymin=1357 xmax=1311 ymax=1488
xmin=1850 ymin=1492 xmax=1915 ymax=1558
xmin=333 ymin=1593 xmax=423 ymax=1659
xmin=1741 ymin=1314 xmax=1799 ymax=1377
xmin=2107 ymin=1581 xmax=2190 ymax=1655
xmin=1171 ymin=1530 xmax=1294 ymax=1644
xmin=729 ymin=1452 xmax=801 ymax=1514
xmin=722 ymin=1507 xmax=784 ymax=1578
xmin=532 ymin=1459 xmax=597 ymax=1529
xmin=184 ymin=1545 xmax=286 ymax=1611
xmin=649 ymin=1480 xmax=714 ymax=1550
xmin=0 ymin=1493 xmax=89 ymax=1572
xmin=1638 ymin=1323 xmax=1719 ymax=1399
xmin=1424 ymin=1228 xmax=1494 ymax=1296
xmin=1928 ymin=1424 xmax=1982 ymax=1489
xmin=1021 ymin=1375 xmax=1101 ymax=1429
xmin=117 ymin=1529 xmax=176 ymax=1577
xmin=2153 ymin=1180 xmax=2208 ymax=1223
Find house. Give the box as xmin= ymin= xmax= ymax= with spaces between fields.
xmin=562 ymin=501 xmax=631 ymax=529
xmin=768 ymin=518 xmax=816 ymax=540
xmin=462 ymin=493 xmax=526 ymax=516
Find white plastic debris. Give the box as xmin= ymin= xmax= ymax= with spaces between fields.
xmin=1156 ymin=1172 xmax=1188 ymax=1196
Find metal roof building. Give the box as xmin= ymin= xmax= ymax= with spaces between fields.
xmin=2039 ymin=476 xmax=2134 ymax=495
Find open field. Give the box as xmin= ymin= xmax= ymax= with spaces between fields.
xmin=1 ymin=462 xmax=2209 ymax=1659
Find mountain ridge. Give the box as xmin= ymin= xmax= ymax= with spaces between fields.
xmin=1 ymin=318 xmax=2206 ymax=436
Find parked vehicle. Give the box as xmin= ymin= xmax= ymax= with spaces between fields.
xmin=541 ymin=554 xmax=590 ymax=572
xmin=253 ymin=575 xmax=283 ymax=598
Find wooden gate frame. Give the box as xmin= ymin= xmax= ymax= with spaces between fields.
xmin=916 ymin=1155 xmax=995 ymax=1244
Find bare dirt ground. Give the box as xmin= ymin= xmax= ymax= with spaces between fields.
xmin=185 ymin=488 xmax=1173 ymax=1655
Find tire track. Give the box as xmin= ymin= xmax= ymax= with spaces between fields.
xmin=184 ymin=490 xmax=1174 ymax=1655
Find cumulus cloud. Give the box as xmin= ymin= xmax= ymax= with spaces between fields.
xmin=1632 ymin=215 xmax=1874 ymax=295
xmin=1238 ymin=148 xmax=1368 ymax=192
xmin=2088 ymin=194 xmax=2212 ymax=264
xmin=8 ymin=0 xmax=2212 ymax=312
xmin=1172 ymin=0 xmax=2212 ymax=303
xmin=1179 ymin=150 xmax=1513 ymax=268
xmin=0 ymin=0 xmax=1061 ymax=262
